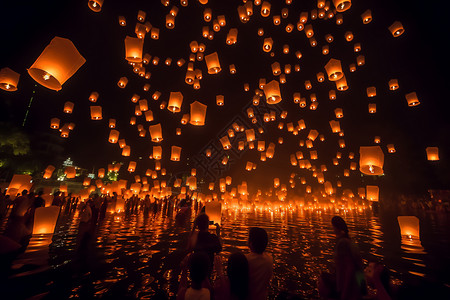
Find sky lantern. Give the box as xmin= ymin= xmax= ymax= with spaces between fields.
xmin=118 ymin=16 xmax=126 ymax=26
xmin=387 ymin=144 xmax=396 ymax=153
xmin=354 ymin=43 xmax=361 ymax=52
xmin=220 ymin=136 xmax=231 ymax=150
xmin=324 ymin=58 xmax=343 ymax=81
xmin=329 ymin=120 xmax=340 ymax=133
xmin=205 ymin=52 xmax=221 ymax=74
xmin=361 ymin=9 xmax=372 ymax=24
xmin=153 ymin=146 xmax=162 ymax=160
xmin=307 ymin=129 xmax=319 ymax=141
xmin=168 ymin=92 xmax=183 ymax=113
xmin=345 ymin=31 xmax=354 ymax=41
xmin=273 ymin=15 xmax=281 ymax=25
xmin=367 ymin=86 xmax=377 ymax=97
xmin=263 ymin=38 xmax=273 ymax=52
xmin=426 ymin=147 xmax=439 ymax=161
xmin=33 ymin=206 xmax=60 ymax=235
xmin=335 ymin=75 xmax=348 ymax=91
xmin=203 ymin=8 xmax=212 ymax=21
xmin=43 ymin=165 xmax=55 ymax=179
xmin=90 ymin=106 xmax=102 ymax=120
xmin=226 ymin=28 xmax=238 ymax=45
xmin=109 ymin=119 xmax=116 ymax=128
xmin=216 ymin=95 xmax=224 ymax=106
xmin=205 ymin=149 xmax=212 ymax=157
xmin=98 ymin=168 xmax=105 ymax=178
xmin=389 ymin=21 xmax=405 ymax=37
xmin=263 ymin=80 xmax=282 ymax=104
xmin=171 ymin=146 xmax=182 ymax=161
xmin=122 ymin=146 xmax=130 ymax=156
xmin=117 ymin=77 xmax=128 ymax=88
xmin=389 ymin=79 xmax=399 ymax=90
xmin=368 ymin=103 xmax=377 ymax=113
xmin=357 ymin=55 xmax=365 ymax=66
xmin=63 ymin=101 xmax=74 ymax=114
xmin=65 ymin=166 xmax=76 ymax=179
xmin=124 ymin=36 xmax=144 ymax=63
xmin=0 ymin=67 xmax=20 ymax=91
xmin=89 ymin=92 xmax=99 ymax=102
xmin=360 ymin=146 xmax=384 ymax=175
xmin=128 ymin=161 xmax=136 ymax=172
xmin=205 ymin=202 xmax=222 ymax=225
xmin=366 ymin=185 xmax=379 ymax=201
xmin=149 ymin=124 xmax=163 ymax=142
xmin=190 ymin=101 xmax=207 ymax=125
xmin=261 ymin=1 xmax=271 ymax=17
xmin=405 ymin=92 xmax=420 ymax=106
xmin=88 ymin=0 xmax=103 ymax=12
xmin=28 ymin=37 xmax=86 ymax=91
xmin=108 ymin=130 xmax=119 ymax=143
xmin=333 ymin=0 xmax=351 ymax=12
xmin=150 ymin=28 xmax=160 ymax=39
xmin=166 ymin=14 xmax=175 ymax=28
xmin=397 ymin=216 xmax=420 ymax=238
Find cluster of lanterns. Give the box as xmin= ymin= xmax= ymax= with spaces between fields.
xmin=0 ymin=0 xmax=441 ymax=207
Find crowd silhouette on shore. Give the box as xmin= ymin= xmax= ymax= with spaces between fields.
xmin=1 ymin=187 xmax=447 ymax=299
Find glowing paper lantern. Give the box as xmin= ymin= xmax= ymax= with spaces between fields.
xmin=109 ymin=130 xmax=119 ymax=143
xmin=263 ymin=38 xmax=273 ymax=52
xmin=171 ymin=146 xmax=182 ymax=161
xmin=389 ymin=79 xmax=399 ymax=90
xmin=263 ymin=80 xmax=282 ymax=104
xmin=389 ymin=21 xmax=405 ymax=37
xmin=65 ymin=166 xmax=76 ymax=179
xmin=90 ymin=106 xmax=102 ymax=120
xmin=124 ymin=36 xmax=144 ymax=63
xmin=32 ymin=206 xmax=60 ymax=235
xmin=261 ymin=1 xmax=271 ymax=17
xmin=7 ymin=174 xmax=32 ymax=195
xmin=0 ymin=67 xmax=20 ymax=91
xmin=359 ymin=146 xmax=384 ymax=175
xmin=88 ymin=0 xmax=104 ymax=12
xmin=128 ymin=161 xmax=136 ymax=172
xmin=426 ymin=147 xmax=439 ymax=161
xmin=189 ymin=101 xmax=207 ymax=125
xmin=149 ymin=124 xmax=163 ymax=142
xmin=324 ymin=58 xmax=343 ymax=81
xmin=153 ymin=146 xmax=162 ymax=160
xmin=168 ymin=92 xmax=183 ymax=112
xmin=89 ymin=92 xmax=99 ymax=102
xmin=397 ymin=216 xmax=420 ymax=238
xmin=361 ymin=9 xmax=372 ymax=24
xmin=43 ymin=165 xmax=55 ymax=179
xmin=117 ymin=77 xmax=128 ymax=88
xmin=405 ymin=92 xmax=420 ymax=106
xmin=28 ymin=37 xmax=86 ymax=91
xmin=205 ymin=52 xmax=221 ymax=74
xmin=333 ymin=0 xmax=351 ymax=12
xmin=205 ymin=201 xmax=222 ymax=225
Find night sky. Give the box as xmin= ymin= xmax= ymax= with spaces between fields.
xmin=1 ymin=0 xmax=449 ymax=195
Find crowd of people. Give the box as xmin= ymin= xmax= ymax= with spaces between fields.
xmin=0 ymin=188 xmax=407 ymax=299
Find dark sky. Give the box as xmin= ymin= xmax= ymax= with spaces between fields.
xmin=1 ymin=0 xmax=449 ymax=195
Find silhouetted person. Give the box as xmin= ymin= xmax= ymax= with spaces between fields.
xmin=52 ymin=191 xmax=63 ymax=206
xmin=187 ymin=213 xmax=222 ymax=274
xmin=177 ymin=252 xmax=211 ymax=300
xmin=319 ymin=216 xmax=366 ymax=300
xmin=214 ymin=252 xmax=249 ymax=300
xmin=33 ymin=191 xmax=45 ymax=208
xmin=246 ymin=227 xmax=273 ymax=300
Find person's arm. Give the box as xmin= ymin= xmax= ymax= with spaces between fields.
xmin=177 ymin=254 xmax=191 ymax=300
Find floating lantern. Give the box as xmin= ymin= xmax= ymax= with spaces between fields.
xmin=366 ymin=185 xmax=379 ymax=201
xmin=109 ymin=130 xmax=119 ymax=143
xmin=124 ymin=36 xmax=144 ymax=63
xmin=149 ymin=124 xmax=163 ymax=142
xmin=108 ymin=119 xmax=116 ymax=128
xmin=122 ymin=146 xmax=130 ymax=156
xmin=389 ymin=21 xmax=405 ymax=37
xmin=88 ymin=0 xmax=103 ymax=12
xmin=368 ymin=103 xmax=377 ymax=113
xmin=98 ymin=168 xmax=105 ymax=178
xmin=367 ymin=86 xmax=377 ymax=97
xmin=117 ymin=77 xmax=128 ymax=88
xmin=263 ymin=38 xmax=273 ymax=52
xmin=190 ymin=101 xmax=207 ymax=125
xmin=28 ymin=37 xmax=86 ymax=91
xmin=89 ymin=92 xmax=99 ymax=102
xmin=43 ymin=165 xmax=55 ymax=179
xmin=205 ymin=52 xmax=221 ymax=74
xmin=168 ymin=92 xmax=183 ymax=113
xmin=324 ymin=58 xmax=343 ymax=81
xmin=127 ymin=161 xmax=136 ymax=172
xmin=333 ymin=0 xmax=351 ymax=12
xmin=336 ymin=75 xmax=348 ymax=91
xmin=359 ymin=146 xmax=384 ymax=175
xmin=90 ymin=106 xmax=102 ymax=120
xmin=426 ymin=147 xmax=439 ymax=161
xmin=153 ymin=146 xmax=162 ymax=160
xmin=205 ymin=202 xmax=222 ymax=225
xmin=171 ymin=146 xmax=182 ymax=161
xmin=63 ymin=101 xmax=74 ymax=114
xmin=261 ymin=1 xmax=271 ymax=17
xmin=220 ymin=136 xmax=231 ymax=150
xmin=387 ymin=144 xmax=396 ymax=153
xmin=361 ymin=9 xmax=372 ymax=24
xmin=345 ymin=31 xmax=354 ymax=41
xmin=389 ymin=79 xmax=399 ymax=90
xmin=405 ymin=92 xmax=420 ymax=106
xmin=33 ymin=206 xmax=60 ymax=235
xmin=65 ymin=166 xmax=76 ymax=179
xmin=397 ymin=216 xmax=420 ymax=238
xmin=263 ymin=80 xmax=282 ymax=104
xmin=0 ymin=67 xmax=20 ymax=91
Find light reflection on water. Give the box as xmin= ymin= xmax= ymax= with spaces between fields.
xmin=42 ymin=205 xmax=450 ymax=299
